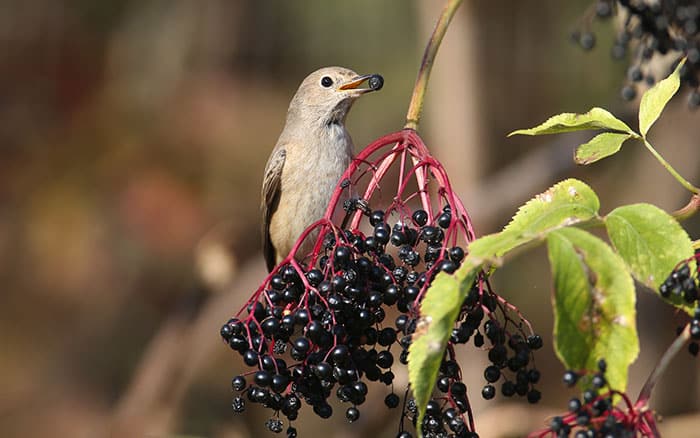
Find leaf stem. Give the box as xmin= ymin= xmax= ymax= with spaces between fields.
xmin=404 ymin=0 xmax=464 ymax=130
xmin=636 ymin=322 xmax=691 ymax=405
xmin=672 ymin=194 xmax=700 ymax=221
xmin=642 ymin=139 xmax=700 ymax=195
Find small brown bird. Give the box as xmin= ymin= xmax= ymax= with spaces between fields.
xmin=261 ymin=66 xmax=383 ymax=272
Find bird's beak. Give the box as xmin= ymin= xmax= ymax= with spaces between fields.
xmin=338 ymin=74 xmax=384 ymax=94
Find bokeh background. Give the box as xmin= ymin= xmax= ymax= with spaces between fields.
xmin=1 ymin=1 xmax=699 ymax=437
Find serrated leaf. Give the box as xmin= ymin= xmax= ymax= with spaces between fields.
xmin=468 ymin=179 xmax=600 ymax=263
xmin=575 ymin=132 xmax=631 ymax=165
xmin=547 ymin=227 xmax=638 ymax=392
xmin=639 ymin=59 xmax=685 ymax=137
xmin=408 ymin=267 xmax=478 ymax=437
xmin=605 ymin=203 xmax=694 ymax=314
xmin=508 ymin=107 xmax=634 ymax=137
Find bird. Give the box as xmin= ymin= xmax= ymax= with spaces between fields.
xmin=261 ymin=66 xmax=383 ymax=272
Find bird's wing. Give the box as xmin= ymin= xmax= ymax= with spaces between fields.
xmin=261 ymin=146 xmax=286 ymax=272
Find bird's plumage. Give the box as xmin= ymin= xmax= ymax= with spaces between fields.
xmin=261 ymin=67 xmax=380 ymax=272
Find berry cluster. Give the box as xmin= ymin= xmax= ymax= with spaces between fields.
xmin=221 ymin=130 xmax=539 ymax=436
xmin=479 ymin=330 xmax=543 ymax=404
xmin=660 ymin=252 xmax=700 ymax=356
xmin=659 ymin=262 xmax=698 ymax=304
xmin=574 ymin=0 xmax=700 ymax=106
xmin=529 ymin=360 xmax=658 ymax=437
xmin=396 ymin=281 xmax=543 ymax=437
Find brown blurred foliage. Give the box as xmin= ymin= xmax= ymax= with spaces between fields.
xmin=0 ymin=1 xmax=698 ymax=437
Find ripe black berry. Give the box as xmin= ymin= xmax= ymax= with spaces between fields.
xmin=563 ymin=370 xmax=579 ymax=387
xmin=501 ymin=381 xmax=516 ymax=397
xmin=592 ymin=373 xmax=606 ymax=389
xmin=628 ymin=65 xmax=643 ymax=82
xmin=232 ymin=375 xmax=247 ymax=391
xmin=691 ymin=323 xmax=700 ymax=340
xmin=385 ymin=393 xmax=400 ymax=408
xmin=527 ymin=389 xmax=541 ymax=404
xmin=370 ymin=210 xmax=385 ymax=226
xmin=451 ymin=381 xmax=467 ymax=396
xmin=243 ymin=350 xmax=259 ymax=366
xmin=580 ymin=32 xmax=596 ymax=50
xmin=254 ymin=370 xmax=272 ymax=387
xmin=377 ymin=350 xmax=394 ymax=368
xmin=484 ymin=365 xmax=500 ymax=383
xmin=313 ymin=403 xmax=333 ymax=419
xmin=621 ymin=85 xmax=637 ymax=101
xmin=482 ymin=385 xmax=495 ymax=400
xmin=412 ymin=209 xmax=428 ymax=226
xmin=437 ymin=211 xmax=451 ymax=228
xmin=527 ymin=368 xmax=541 ymax=384
xmin=583 ymin=389 xmax=597 ymax=404
xmin=527 ymin=334 xmax=543 ymax=350
xmin=346 ymin=406 xmax=360 ymax=422
xmin=369 ymin=74 xmax=384 ymax=91
xmin=595 ymin=1 xmax=612 ymax=18
xmin=568 ymin=397 xmax=582 ymax=413
xmin=449 ymin=246 xmax=465 ymax=263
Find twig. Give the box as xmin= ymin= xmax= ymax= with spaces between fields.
xmin=672 ymin=194 xmax=700 ymax=221
xmin=404 ymin=0 xmax=464 ymax=130
xmin=643 ymin=139 xmax=700 ymax=195
xmin=637 ymin=323 xmax=691 ymax=405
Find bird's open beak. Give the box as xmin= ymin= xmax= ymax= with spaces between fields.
xmin=338 ymin=74 xmax=384 ymax=94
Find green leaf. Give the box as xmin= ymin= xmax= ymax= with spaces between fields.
xmin=408 ymin=267 xmax=478 ymax=436
xmin=468 ymin=179 xmax=600 ymax=263
xmin=508 ymin=107 xmax=634 ymax=137
xmin=547 ymin=227 xmax=638 ymax=392
xmin=639 ymin=59 xmax=685 ymax=137
xmin=605 ymin=203 xmax=695 ymax=314
xmin=575 ymin=132 xmax=632 ymax=165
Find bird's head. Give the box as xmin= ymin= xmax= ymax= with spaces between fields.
xmin=288 ymin=66 xmax=383 ymax=126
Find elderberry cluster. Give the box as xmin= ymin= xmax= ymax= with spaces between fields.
xmin=535 ymin=360 xmax=653 ymax=437
xmin=394 ymin=290 xmax=542 ymax=438
xmin=574 ymin=0 xmax=700 ymax=106
xmin=479 ymin=330 xmax=543 ymax=404
xmin=222 ymin=202 xmax=540 ymax=436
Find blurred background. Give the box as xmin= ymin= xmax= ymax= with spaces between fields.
xmin=1 ymin=1 xmax=698 ymax=437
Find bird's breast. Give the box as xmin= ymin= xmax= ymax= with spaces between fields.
xmin=270 ymin=129 xmax=353 ymax=259
xmin=282 ymin=132 xmax=352 ymax=216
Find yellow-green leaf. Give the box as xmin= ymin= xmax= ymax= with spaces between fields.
xmin=605 ymin=203 xmax=695 ymax=314
xmin=547 ymin=228 xmax=638 ymax=392
xmin=509 ymin=107 xmax=634 ymax=137
xmin=468 ymin=179 xmax=600 ymax=264
xmin=575 ymin=132 xmax=631 ymax=165
xmin=638 ymin=59 xmax=685 ymax=137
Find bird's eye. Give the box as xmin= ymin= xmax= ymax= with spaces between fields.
xmin=321 ymin=76 xmax=333 ymax=88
